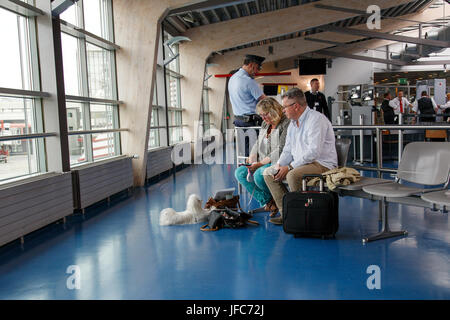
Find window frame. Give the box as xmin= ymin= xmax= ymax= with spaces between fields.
xmin=59 ymin=0 xmax=122 ymax=167
xmin=0 ymin=4 xmax=49 ymax=183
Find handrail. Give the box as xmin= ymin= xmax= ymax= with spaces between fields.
xmin=333 ymin=124 xmax=450 ymax=130
xmin=333 ymin=123 xmax=449 ymax=175
xmin=68 ymin=128 xmax=128 ymax=135
xmin=0 ymin=132 xmax=57 ymax=142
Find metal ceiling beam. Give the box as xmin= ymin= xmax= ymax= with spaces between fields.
xmin=255 ymin=0 xmax=261 ymax=13
xmin=199 ymin=11 xmax=210 ymax=24
xmin=162 ymin=21 xmax=181 ymax=37
xmin=245 ymin=1 xmax=251 ymax=15
xmin=211 ymin=9 xmax=222 ymax=21
xmin=169 ymin=0 xmax=254 ymax=16
xmin=234 ymin=4 xmax=241 ymax=17
xmin=318 ymin=51 xmax=450 ymax=66
xmin=303 ymin=37 xmax=347 ymax=46
xmin=410 ymin=60 xmax=450 ymax=65
xmin=51 ymin=0 xmax=79 ymax=16
xmin=223 ymin=6 xmax=232 ymax=19
xmin=317 ymin=49 xmax=408 ymax=66
xmin=319 ymin=25 xmax=450 ymax=48
xmin=304 ymin=37 xmax=423 ymax=58
xmin=166 ymin=16 xmax=187 ymax=33
xmin=314 ymin=3 xmax=431 ymax=24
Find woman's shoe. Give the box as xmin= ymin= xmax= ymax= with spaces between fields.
xmin=264 ymin=199 xmax=278 ymax=217
xmin=263 ymin=198 xmax=273 ymax=211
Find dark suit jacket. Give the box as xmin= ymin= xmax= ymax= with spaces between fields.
xmin=381 ymin=99 xmax=395 ymax=124
xmin=304 ymin=91 xmax=330 ymax=121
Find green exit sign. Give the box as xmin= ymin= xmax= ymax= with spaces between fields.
xmin=398 ymin=78 xmax=408 ymax=85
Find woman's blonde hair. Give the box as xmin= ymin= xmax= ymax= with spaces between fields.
xmin=256 ymin=97 xmax=284 ymax=125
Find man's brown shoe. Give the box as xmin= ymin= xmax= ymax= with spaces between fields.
xmin=268 ymin=216 xmax=283 ymax=225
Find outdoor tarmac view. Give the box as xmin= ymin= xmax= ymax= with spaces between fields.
xmin=0 ymin=0 xmax=450 ymax=311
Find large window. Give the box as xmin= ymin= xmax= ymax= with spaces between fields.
xmin=201 ymin=77 xmax=211 ymax=135
xmin=148 ymin=31 xmax=185 ymax=150
xmin=148 ymin=83 xmax=161 ymax=149
xmin=0 ymin=6 xmax=46 ymax=182
xmin=60 ymin=0 xmax=120 ymax=166
xmin=164 ymin=33 xmax=184 ymax=145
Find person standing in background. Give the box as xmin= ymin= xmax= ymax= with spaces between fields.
xmin=228 ymin=54 xmax=267 ymax=156
xmin=412 ymin=91 xmax=438 ymax=123
xmin=228 ymin=54 xmax=267 ymax=128
xmin=389 ymin=90 xmax=413 ymax=117
xmin=381 ymin=92 xmax=395 ymax=124
xmin=304 ymin=78 xmax=331 ymax=121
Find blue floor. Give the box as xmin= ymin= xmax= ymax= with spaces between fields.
xmin=0 ymin=163 xmax=449 ymax=300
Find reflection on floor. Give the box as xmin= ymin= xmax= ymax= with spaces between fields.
xmin=0 ymin=163 xmax=449 ymax=299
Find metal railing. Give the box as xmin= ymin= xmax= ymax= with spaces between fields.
xmin=0 ymin=132 xmax=57 ymax=142
xmin=234 ymin=126 xmax=261 ymax=165
xmin=333 ymin=122 xmax=450 ymax=177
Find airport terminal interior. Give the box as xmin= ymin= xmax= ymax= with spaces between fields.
xmin=0 ymin=0 xmax=449 ymax=300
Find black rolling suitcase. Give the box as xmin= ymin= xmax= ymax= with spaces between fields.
xmin=282 ymin=174 xmax=339 ymax=238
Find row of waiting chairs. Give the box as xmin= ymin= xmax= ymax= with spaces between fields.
xmin=240 ymin=137 xmax=450 ymax=243
xmin=336 ymin=140 xmax=450 ymax=242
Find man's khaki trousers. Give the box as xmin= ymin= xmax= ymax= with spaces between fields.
xmin=263 ymin=162 xmax=329 ymax=216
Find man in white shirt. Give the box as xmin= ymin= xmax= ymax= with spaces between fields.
xmin=389 ymin=90 xmax=413 ymax=117
xmin=263 ymin=87 xmax=338 ymax=225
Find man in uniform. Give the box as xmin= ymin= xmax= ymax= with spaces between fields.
xmin=228 ymin=55 xmax=267 ymax=156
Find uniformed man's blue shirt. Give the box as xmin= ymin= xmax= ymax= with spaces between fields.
xmin=228 ymin=68 xmax=264 ymax=116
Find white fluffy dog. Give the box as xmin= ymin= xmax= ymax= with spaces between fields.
xmin=159 ymin=194 xmax=211 ymax=226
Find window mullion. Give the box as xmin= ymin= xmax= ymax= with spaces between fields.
xmin=79 ymin=23 xmax=94 ymax=162
xmin=27 ymin=14 xmax=45 ymax=171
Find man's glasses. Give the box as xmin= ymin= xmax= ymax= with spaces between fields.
xmin=282 ymin=102 xmax=296 ymax=110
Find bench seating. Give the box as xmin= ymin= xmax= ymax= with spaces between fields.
xmin=347 ymin=142 xmax=450 ymax=243
xmin=421 ymin=190 xmax=450 ymax=211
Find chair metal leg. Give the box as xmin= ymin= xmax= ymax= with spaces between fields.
xmin=378 ymin=201 xmax=382 ymax=221
xmin=248 ymin=206 xmax=266 ymax=214
xmin=363 ymin=197 xmax=408 ymax=243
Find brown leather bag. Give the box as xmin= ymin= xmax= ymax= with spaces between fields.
xmin=204 ymin=195 xmax=242 ymax=211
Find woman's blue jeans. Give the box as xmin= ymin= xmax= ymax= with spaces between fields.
xmin=235 ymin=163 xmax=272 ymax=207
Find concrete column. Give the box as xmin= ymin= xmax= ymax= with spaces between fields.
xmin=113 ymin=0 xmax=198 ymax=186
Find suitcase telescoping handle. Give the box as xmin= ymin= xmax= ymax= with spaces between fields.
xmin=301 ymin=174 xmax=325 ymax=192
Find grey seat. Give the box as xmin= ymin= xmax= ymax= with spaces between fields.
xmin=421 ymin=190 xmax=450 ymax=209
xmin=338 ymin=177 xmax=391 ymax=191
xmin=361 ymin=142 xmax=450 ymax=243
xmin=335 ymin=138 xmax=390 ymax=191
xmin=362 ymin=183 xmax=424 ymax=197
xmin=335 ymin=138 xmax=351 ymax=167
